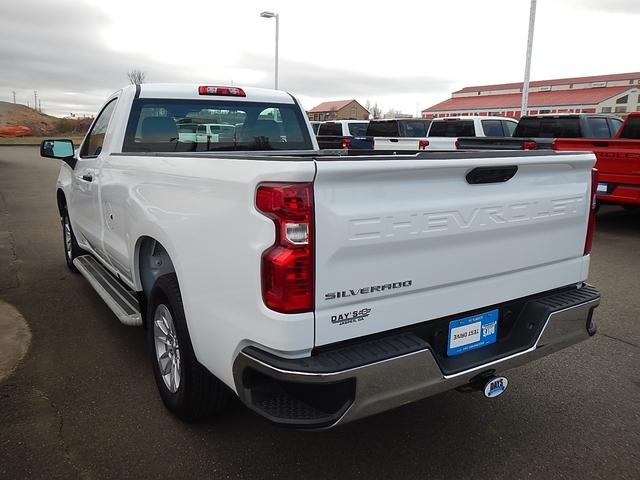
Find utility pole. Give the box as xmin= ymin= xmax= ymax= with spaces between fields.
xmin=12 ymin=91 xmax=16 ymax=104
xmin=520 ymin=0 xmax=537 ymax=117
xmin=33 ymin=91 xmax=38 ymax=111
xmin=38 ymin=99 xmax=42 ymax=113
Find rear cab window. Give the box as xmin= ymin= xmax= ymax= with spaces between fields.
xmin=317 ymin=122 xmax=343 ymax=136
xmin=428 ymin=120 xmax=475 ymax=137
xmin=514 ymin=117 xmax=582 ymax=138
xmin=399 ymin=120 xmax=428 ymax=137
xmin=586 ymin=117 xmax=611 ymax=138
xmin=502 ymin=120 xmax=517 ymax=136
xmin=481 ymin=120 xmax=504 ymax=137
xmin=122 ymin=99 xmax=312 ymax=152
xmin=619 ymin=116 xmax=640 ymax=138
xmin=346 ymin=122 xmax=368 ymax=137
xmin=608 ymin=117 xmax=623 ymax=137
xmin=366 ymin=121 xmax=399 ymax=137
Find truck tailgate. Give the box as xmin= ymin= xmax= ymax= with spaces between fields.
xmin=374 ymin=137 xmax=420 ymax=150
xmin=313 ymin=151 xmax=595 ymax=346
xmin=554 ymin=139 xmax=640 ymax=184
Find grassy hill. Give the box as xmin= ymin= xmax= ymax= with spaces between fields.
xmin=0 ymin=101 xmax=92 ymax=136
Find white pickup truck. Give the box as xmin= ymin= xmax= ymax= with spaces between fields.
xmin=41 ymin=83 xmax=600 ymax=429
xmin=371 ymin=116 xmax=518 ymax=151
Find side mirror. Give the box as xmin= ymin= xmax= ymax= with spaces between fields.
xmin=40 ymin=139 xmax=76 ymax=168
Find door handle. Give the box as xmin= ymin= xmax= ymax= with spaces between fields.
xmin=81 ymin=174 xmax=93 ymax=182
xmin=389 ymin=138 xmax=399 ymax=143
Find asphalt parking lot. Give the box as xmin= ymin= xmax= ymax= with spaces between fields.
xmin=0 ymin=145 xmax=639 ymax=479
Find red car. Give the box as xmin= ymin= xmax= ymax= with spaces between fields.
xmin=553 ymin=113 xmax=640 ymax=209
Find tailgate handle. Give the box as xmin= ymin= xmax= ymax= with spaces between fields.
xmin=389 ymin=138 xmax=399 ymax=143
xmin=466 ymin=166 xmax=518 ymax=185
xmin=592 ymin=141 xmax=609 ymax=147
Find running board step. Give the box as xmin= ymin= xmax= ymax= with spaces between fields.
xmin=73 ymin=255 xmax=142 ymax=326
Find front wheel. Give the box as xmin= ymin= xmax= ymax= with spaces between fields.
xmin=61 ymin=206 xmax=85 ymax=272
xmin=147 ymin=273 xmax=231 ymax=421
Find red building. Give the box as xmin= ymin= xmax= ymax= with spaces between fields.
xmin=423 ymin=72 xmax=640 ymax=119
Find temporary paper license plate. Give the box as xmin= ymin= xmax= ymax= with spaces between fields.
xmin=447 ymin=309 xmax=499 ymax=357
xmin=597 ymin=183 xmax=608 ymax=194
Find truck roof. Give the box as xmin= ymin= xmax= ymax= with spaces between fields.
xmin=127 ymin=83 xmax=295 ymax=104
xmin=431 ymin=116 xmax=517 ymax=122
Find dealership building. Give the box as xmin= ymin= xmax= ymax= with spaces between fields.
xmin=422 ymin=72 xmax=640 ymax=119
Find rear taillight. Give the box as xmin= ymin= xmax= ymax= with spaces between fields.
xmin=341 ymin=137 xmax=351 ymax=150
xmin=584 ymin=168 xmax=598 ymax=255
xmin=523 ymin=140 xmax=538 ymax=150
xmin=418 ymin=139 xmax=429 ymax=150
xmin=256 ymin=183 xmax=314 ymax=313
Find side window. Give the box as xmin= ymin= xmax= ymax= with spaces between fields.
xmin=586 ymin=117 xmax=611 ymax=138
xmin=502 ymin=120 xmax=517 ymax=136
xmin=317 ymin=123 xmax=342 ymax=136
xmin=608 ymin=118 xmax=622 ymax=136
xmin=197 ymin=125 xmax=206 ymax=134
xmin=80 ymin=99 xmax=117 ymax=157
xmin=481 ymin=120 xmax=504 ymax=137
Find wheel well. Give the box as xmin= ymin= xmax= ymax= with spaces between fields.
xmin=56 ymin=189 xmax=66 ymax=217
xmin=137 ymin=237 xmax=176 ymax=325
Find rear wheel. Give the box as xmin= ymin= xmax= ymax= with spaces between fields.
xmin=148 ymin=273 xmax=231 ymax=421
xmin=61 ymin=206 xmax=85 ymax=272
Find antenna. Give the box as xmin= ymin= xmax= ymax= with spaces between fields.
xmin=33 ymin=90 xmax=38 ymax=111
xmin=12 ymin=91 xmax=16 ymax=104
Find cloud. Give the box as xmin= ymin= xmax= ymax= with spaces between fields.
xmin=245 ymin=53 xmax=452 ymax=98
xmin=0 ymin=0 xmax=205 ymax=114
xmin=0 ymin=0 xmax=453 ymax=116
xmin=569 ymin=0 xmax=640 ymax=13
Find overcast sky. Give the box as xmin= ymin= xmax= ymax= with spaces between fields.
xmin=1 ymin=0 xmax=638 ymax=117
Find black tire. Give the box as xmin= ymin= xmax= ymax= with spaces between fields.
xmin=147 ymin=273 xmax=231 ymax=421
xmin=61 ymin=206 xmax=86 ymax=272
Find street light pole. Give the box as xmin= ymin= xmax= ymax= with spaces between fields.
xmin=520 ymin=0 xmax=537 ymax=117
xmin=260 ymin=11 xmax=279 ymax=90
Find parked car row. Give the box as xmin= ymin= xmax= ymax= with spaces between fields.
xmin=456 ymin=113 xmax=640 ymax=210
xmin=311 ymin=111 xmax=638 ymax=210
xmin=312 ymin=116 xmax=519 ymax=152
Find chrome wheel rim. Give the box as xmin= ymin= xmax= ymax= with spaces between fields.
xmin=153 ymin=304 xmax=181 ymax=393
xmin=64 ymin=217 xmax=72 ymax=259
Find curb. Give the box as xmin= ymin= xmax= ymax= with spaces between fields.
xmin=0 ymin=300 xmax=32 ymax=384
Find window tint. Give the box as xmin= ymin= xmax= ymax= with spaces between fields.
xmin=619 ymin=116 xmax=640 ymax=139
xmin=178 ymin=124 xmax=197 ymax=133
xmin=481 ymin=120 xmax=504 ymax=137
xmin=608 ymin=118 xmax=622 ymax=136
xmin=81 ymin=98 xmax=117 ymax=157
xmin=502 ymin=120 xmax=517 ymax=136
xmin=318 ymin=122 xmax=343 ymax=136
xmin=123 ymin=99 xmax=312 ymax=152
xmin=366 ymin=121 xmax=399 ymax=137
xmin=347 ymin=122 xmax=368 ymax=136
xmin=428 ymin=120 xmax=475 ymax=137
xmin=513 ymin=117 xmax=582 ymax=138
xmin=400 ymin=120 xmax=428 ymax=137
xmin=587 ymin=117 xmax=611 ymax=138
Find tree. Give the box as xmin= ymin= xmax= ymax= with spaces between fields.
xmin=371 ymin=102 xmax=383 ymax=119
xmin=127 ymin=69 xmax=146 ymax=85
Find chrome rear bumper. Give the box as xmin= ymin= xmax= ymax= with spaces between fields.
xmin=233 ymin=284 xmax=600 ymax=428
